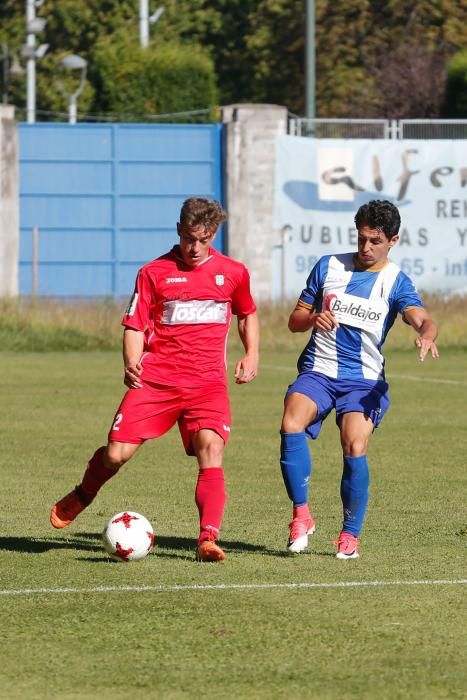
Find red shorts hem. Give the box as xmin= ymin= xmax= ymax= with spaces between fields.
xmin=107 ymin=383 xmax=231 ymax=454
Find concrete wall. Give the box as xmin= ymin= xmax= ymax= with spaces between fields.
xmin=0 ymin=105 xmax=19 ymax=296
xmin=222 ymin=104 xmax=288 ymax=301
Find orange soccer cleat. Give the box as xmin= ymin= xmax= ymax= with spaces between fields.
xmin=50 ymin=486 xmax=90 ymax=529
xmin=196 ymin=539 xmax=226 ymax=562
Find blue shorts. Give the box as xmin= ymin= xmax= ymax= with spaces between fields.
xmin=285 ymin=371 xmax=390 ymax=440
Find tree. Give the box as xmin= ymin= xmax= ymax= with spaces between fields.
xmin=443 ymin=49 xmax=467 ymax=117
xmin=91 ymin=34 xmax=218 ymax=119
xmin=366 ymin=44 xmax=449 ymax=119
xmin=1 ymin=0 xmax=467 ymax=119
xmin=0 ymin=0 xmax=218 ymax=120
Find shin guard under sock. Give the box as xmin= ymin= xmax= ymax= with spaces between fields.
xmin=340 ymin=454 xmax=370 ymax=537
xmin=195 ymin=467 xmax=227 ymax=542
xmin=280 ymin=432 xmax=312 ymax=507
xmin=80 ymin=446 xmax=117 ymax=503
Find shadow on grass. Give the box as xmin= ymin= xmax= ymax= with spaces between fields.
xmin=0 ymin=532 xmax=102 ymax=554
xmin=134 ymin=535 xmax=276 ymax=562
xmin=261 ymin=547 xmax=336 ymax=559
xmin=0 ymin=533 xmax=277 ymax=559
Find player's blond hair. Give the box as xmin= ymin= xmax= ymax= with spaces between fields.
xmin=179 ymin=198 xmax=227 ymax=233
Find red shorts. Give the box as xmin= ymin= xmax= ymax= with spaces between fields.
xmin=107 ymin=381 xmax=231 ymax=456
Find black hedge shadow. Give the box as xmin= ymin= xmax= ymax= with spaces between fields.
xmin=0 ymin=532 xmax=102 ymax=554
xmin=156 ymin=534 xmax=278 ymax=558
xmin=78 ymin=535 xmax=276 ymax=563
xmin=0 ymin=533 xmax=280 ymax=562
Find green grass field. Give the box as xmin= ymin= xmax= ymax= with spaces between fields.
xmin=1 ymin=349 xmax=466 ymax=700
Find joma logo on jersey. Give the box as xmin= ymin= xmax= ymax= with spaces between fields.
xmin=166 ymin=277 xmax=188 ymax=283
xmin=162 ymin=299 xmax=228 ymax=325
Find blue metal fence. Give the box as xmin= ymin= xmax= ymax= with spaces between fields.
xmin=19 ymin=122 xmax=223 ymax=296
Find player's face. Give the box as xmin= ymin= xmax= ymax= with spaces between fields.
xmin=356 ymin=226 xmax=398 ymax=268
xmin=177 ymin=224 xmax=217 ymax=267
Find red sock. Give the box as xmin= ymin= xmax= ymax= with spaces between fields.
xmin=80 ymin=447 xmax=116 ymax=503
xmin=293 ymin=503 xmax=311 ymax=520
xmin=195 ymin=467 xmax=227 ymax=543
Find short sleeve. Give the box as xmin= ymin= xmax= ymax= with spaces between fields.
xmin=121 ymin=267 xmax=153 ymax=331
xmin=231 ymin=266 xmax=257 ymax=316
xmin=391 ymin=271 xmax=424 ymax=315
xmin=299 ymin=256 xmax=329 ymax=308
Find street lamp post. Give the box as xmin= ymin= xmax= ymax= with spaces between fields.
xmin=26 ymin=0 xmax=36 ymax=122
xmin=24 ymin=0 xmax=48 ymax=123
xmin=139 ymin=0 xmax=165 ymax=48
xmin=58 ymin=54 xmax=87 ymax=124
xmin=305 ymin=0 xmax=316 ymax=120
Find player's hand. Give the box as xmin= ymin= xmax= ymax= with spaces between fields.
xmin=415 ymin=337 xmax=439 ymax=362
xmin=124 ymin=362 xmax=143 ymax=388
xmin=311 ymin=310 xmax=339 ymax=331
xmin=234 ymin=356 xmax=258 ymax=384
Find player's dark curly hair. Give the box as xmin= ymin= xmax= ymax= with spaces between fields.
xmin=179 ymin=197 xmax=227 ymax=232
xmin=354 ymin=200 xmax=401 ymax=239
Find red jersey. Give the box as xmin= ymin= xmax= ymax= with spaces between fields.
xmin=122 ymin=246 xmax=256 ymax=387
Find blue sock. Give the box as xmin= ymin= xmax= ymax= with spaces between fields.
xmin=280 ymin=432 xmax=312 ymax=507
xmin=340 ymin=455 xmax=370 ymax=536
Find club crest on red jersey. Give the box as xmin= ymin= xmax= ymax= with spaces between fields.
xmin=215 ymin=274 xmax=224 ymax=286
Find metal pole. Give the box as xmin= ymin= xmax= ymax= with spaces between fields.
xmin=69 ymin=95 xmax=77 ymax=124
xmin=26 ymin=0 xmax=36 ymax=123
xmin=32 ymin=225 xmax=39 ymax=295
xmin=305 ymin=0 xmax=315 ymax=119
xmin=139 ymin=0 xmax=149 ymax=48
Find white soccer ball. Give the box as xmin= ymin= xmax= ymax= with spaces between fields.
xmin=102 ymin=511 xmax=154 ymax=562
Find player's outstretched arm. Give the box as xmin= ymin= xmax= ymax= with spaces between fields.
xmin=403 ymin=307 xmax=439 ymax=362
xmin=123 ymin=328 xmax=145 ymax=388
xmin=234 ymin=312 xmax=259 ymax=384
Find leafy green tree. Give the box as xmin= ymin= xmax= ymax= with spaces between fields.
xmin=161 ymin=0 xmax=259 ymax=106
xmin=314 ymin=0 xmax=376 ymax=117
xmin=91 ymin=33 xmax=218 ymax=119
xmin=1 ymin=0 xmax=467 ymax=119
xmin=443 ymin=49 xmax=467 ymax=117
xmin=245 ymin=0 xmax=305 ymax=113
xmin=0 ymin=0 xmax=217 ymax=120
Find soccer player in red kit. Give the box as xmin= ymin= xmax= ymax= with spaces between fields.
xmin=50 ymin=198 xmax=259 ymax=562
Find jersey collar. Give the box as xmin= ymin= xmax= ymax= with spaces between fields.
xmin=353 ymin=253 xmax=390 ymax=272
xmin=172 ymin=245 xmax=216 ymax=268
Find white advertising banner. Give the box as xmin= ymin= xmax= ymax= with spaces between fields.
xmin=273 ymin=135 xmax=467 ymax=299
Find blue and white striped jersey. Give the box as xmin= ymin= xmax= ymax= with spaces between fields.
xmin=297 ymin=253 xmax=423 ymax=381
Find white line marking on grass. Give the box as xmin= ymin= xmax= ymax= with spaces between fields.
xmin=386 ymin=373 xmax=467 ymax=386
xmin=262 ymin=365 xmax=467 ymax=386
xmin=1 ymin=579 xmax=466 ymax=597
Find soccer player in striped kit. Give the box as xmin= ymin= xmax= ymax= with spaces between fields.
xmin=50 ymin=198 xmax=259 ymax=562
xmin=280 ymin=200 xmax=439 ymax=559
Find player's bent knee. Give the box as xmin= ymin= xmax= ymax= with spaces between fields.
xmin=200 ymin=441 xmax=224 ymax=465
xmin=341 ymin=439 xmax=368 ymax=457
xmin=192 ymin=430 xmax=225 ymax=466
xmin=281 ymin=415 xmax=307 ymax=433
xmin=105 ymin=442 xmax=139 ymax=469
